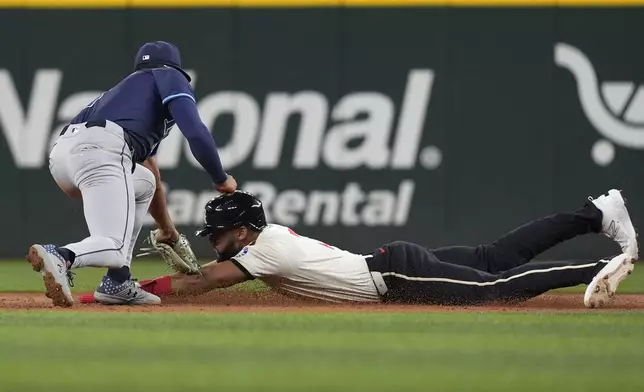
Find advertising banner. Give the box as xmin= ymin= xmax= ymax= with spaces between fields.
xmin=0 ymin=4 xmax=642 ymax=259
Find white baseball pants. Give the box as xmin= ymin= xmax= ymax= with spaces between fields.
xmin=48 ymin=120 xmax=156 ymax=269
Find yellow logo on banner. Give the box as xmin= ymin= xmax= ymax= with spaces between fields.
xmin=1 ymin=0 xmax=644 ymax=8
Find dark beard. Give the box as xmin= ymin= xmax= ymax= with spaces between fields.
xmin=216 ymin=245 xmax=243 ymax=262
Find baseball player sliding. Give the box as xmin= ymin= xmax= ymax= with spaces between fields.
xmin=26 ymin=41 xmax=236 ymax=307
xmin=115 ymin=189 xmax=636 ymax=309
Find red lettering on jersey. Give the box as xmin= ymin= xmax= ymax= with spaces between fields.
xmin=288 ymin=227 xmax=334 ymax=249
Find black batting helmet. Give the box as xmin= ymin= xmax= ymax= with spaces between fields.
xmin=195 ymin=191 xmax=267 ymax=238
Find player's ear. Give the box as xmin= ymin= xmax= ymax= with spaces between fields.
xmin=237 ymin=226 xmax=248 ymax=241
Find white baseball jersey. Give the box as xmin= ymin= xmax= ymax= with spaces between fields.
xmin=231 ymin=224 xmax=382 ymax=303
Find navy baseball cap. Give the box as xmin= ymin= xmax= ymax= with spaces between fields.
xmin=134 ymin=41 xmax=191 ymax=82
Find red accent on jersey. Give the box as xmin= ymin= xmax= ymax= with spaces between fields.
xmin=288 ymin=227 xmax=335 ymax=249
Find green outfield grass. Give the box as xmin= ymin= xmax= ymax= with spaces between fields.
xmin=1 ymin=259 xmax=643 ymax=294
xmin=0 ymin=311 xmax=643 ymax=391
xmin=1 ymin=259 xmax=643 ymax=391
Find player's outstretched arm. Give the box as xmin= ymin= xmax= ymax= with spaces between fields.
xmin=140 ymin=260 xmax=250 ymax=297
xmin=172 ymin=260 xmax=249 ymax=295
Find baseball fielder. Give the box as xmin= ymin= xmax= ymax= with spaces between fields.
xmin=135 ymin=189 xmax=638 ymax=308
xmin=26 ymin=41 xmax=236 ymax=307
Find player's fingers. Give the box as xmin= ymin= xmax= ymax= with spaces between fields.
xmin=216 ymin=177 xmax=237 ymax=194
xmin=228 ymin=177 xmax=238 ymax=191
xmin=216 ymin=185 xmax=234 ymax=194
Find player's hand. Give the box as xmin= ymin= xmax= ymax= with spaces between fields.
xmin=155 ymin=227 xmax=180 ymax=245
xmin=215 ymin=175 xmax=237 ymax=194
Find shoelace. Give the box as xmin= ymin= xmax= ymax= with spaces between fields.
xmin=130 ymin=278 xmax=141 ymax=287
xmin=66 ymin=270 xmax=76 ymax=288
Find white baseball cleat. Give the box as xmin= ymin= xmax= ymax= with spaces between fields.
xmin=93 ymin=276 xmax=161 ymax=305
xmin=584 ymin=254 xmax=635 ymax=309
xmin=26 ymin=244 xmax=74 ymax=307
xmin=589 ymin=189 xmax=639 ymax=259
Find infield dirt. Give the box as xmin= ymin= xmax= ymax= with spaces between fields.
xmin=1 ymin=291 xmax=643 ymax=313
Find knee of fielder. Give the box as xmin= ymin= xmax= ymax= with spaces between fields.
xmin=100 ymin=237 xmax=128 ymax=268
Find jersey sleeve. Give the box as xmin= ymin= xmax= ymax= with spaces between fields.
xmin=230 ymin=240 xmax=291 ymax=278
xmin=151 ymin=68 xmax=196 ymax=106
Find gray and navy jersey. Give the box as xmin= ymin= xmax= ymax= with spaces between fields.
xmin=69 ymin=67 xmax=227 ymax=184
xmin=70 ymin=67 xmax=193 ymax=162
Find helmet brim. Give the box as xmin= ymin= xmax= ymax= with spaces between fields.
xmin=195 ymin=225 xmax=231 ymax=240
xmin=195 ymin=225 xmax=212 ymax=237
